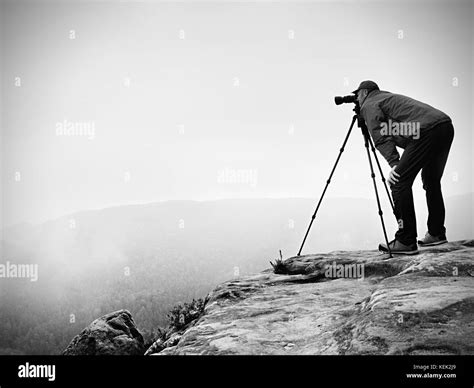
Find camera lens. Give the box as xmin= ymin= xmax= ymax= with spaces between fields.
xmin=334 ymin=95 xmax=357 ymax=105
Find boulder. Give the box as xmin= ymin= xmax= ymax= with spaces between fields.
xmin=63 ymin=310 xmax=145 ymax=355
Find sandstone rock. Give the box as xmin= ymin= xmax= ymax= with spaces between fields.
xmin=144 ymin=338 xmax=165 ymax=356
xmin=163 ymin=333 xmax=182 ymax=348
xmin=158 ymin=240 xmax=474 ymax=355
xmin=63 ymin=310 xmax=145 ymax=355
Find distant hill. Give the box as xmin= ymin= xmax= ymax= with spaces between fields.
xmin=0 ymin=194 xmax=472 ymax=354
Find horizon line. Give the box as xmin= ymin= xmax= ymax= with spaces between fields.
xmin=2 ymin=192 xmax=473 ymax=230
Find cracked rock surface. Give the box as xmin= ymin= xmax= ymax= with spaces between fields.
xmin=155 ymin=240 xmax=474 ymax=355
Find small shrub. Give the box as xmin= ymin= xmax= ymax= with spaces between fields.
xmin=167 ymin=298 xmax=207 ymax=331
xmin=270 ymin=250 xmax=288 ymax=274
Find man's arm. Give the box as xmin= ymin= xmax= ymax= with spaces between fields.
xmin=361 ymin=103 xmax=400 ymax=168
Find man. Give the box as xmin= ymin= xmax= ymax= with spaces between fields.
xmin=354 ymin=80 xmax=454 ymax=254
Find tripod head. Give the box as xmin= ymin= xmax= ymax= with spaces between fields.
xmin=352 ymin=100 xmax=360 ymax=115
xmin=351 ymin=101 xmax=371 ymax=138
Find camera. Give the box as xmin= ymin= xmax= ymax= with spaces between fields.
xmin=334 ymin=94 xmax=357 ymax=105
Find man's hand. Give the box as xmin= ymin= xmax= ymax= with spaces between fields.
xmin=388 ymin=165 xmax=400 ymax=185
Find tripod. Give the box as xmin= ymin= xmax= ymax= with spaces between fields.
xmin=297 ymin=102 xmax=395 ymax=258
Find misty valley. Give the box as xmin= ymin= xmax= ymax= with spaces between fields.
xmin=0 ymin=196 xmax=471 ymax=354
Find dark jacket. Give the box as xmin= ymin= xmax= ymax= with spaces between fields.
xmin=360 ymin=90 xmax=451 ymax=167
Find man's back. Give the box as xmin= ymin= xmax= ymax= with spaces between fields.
xmin=360 ymin=90 xmax=452 ymax=167
xmin=362 ymin=90 xmax=451 ymax=135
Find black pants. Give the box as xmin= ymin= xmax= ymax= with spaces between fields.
xmin=391 ymin=121 xmax=454 ymax=245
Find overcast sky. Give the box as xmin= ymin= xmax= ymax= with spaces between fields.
xmin=1 ymin=0 xmax=473 ymax=226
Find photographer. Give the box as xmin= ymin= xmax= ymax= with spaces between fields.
xmin=355 ymin=81 xmax=454 ymax=254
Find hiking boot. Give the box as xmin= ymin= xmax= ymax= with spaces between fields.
xmin=378 ymin=239 xmax=419 ymax=255
xmin=418 ymin=232 xmax=447 ymax=247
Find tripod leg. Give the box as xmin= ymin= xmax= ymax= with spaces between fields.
xmin=362 ymin=133 xmax=393 ymax=258
xmin=367 ymin=135 xmax=395 ymax=213
xmin=297 ymin=115 xmax=357 ymax=256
